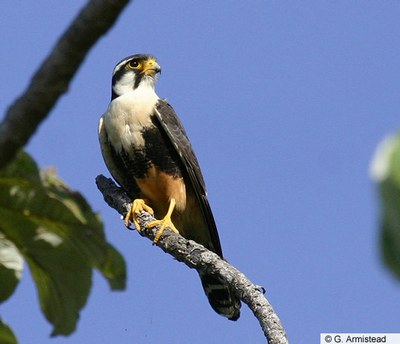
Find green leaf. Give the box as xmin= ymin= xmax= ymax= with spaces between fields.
xmin=371 ymin=135 xmax=400 ymax=278
xmin=0 ymin=234 xmax=23 ymax=303
xmin=0 ymin=319 xmax=17 ymax=344
xmin=0 ymin=152 xmax=126 ymax=336
xmin=40 ymin=167 xmax=126 ymax=290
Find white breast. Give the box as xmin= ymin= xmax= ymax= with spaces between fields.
xmin=102 ymin=81 xmax=159 ymax=153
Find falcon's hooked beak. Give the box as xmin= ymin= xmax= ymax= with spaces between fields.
xmin=142 ymin=59 xmax=161 ymax=76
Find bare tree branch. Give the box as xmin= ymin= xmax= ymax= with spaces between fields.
xmin=96 ymin=174 xmax=288 ymax=344
xmin=0 ymin=0 xmax=130 ymax=169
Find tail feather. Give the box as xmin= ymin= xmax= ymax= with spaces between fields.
xmin=199 ymin=272 xmax=241 ymax=321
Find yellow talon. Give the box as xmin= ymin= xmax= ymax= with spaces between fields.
xmin=147 ymin=198 xmax=180 ymax=243
xmin=125 ymin=199 xmax=154 ymax=230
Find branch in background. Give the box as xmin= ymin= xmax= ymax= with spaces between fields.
xmin=0 ymin=0 xmax=130 ymax=169
xmin=96 ymin=174 xmax=288 ymax=344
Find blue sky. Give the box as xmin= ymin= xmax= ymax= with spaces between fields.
xmin=1 ymin=1 xmax=400 ymax=343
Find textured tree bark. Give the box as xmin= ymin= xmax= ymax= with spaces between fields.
xmin=0 ymin=0 xmax=130 ymax=169
xmin=96 ymin=174 xmax=289 ymax=344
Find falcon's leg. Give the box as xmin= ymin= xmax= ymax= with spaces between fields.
xmin=147 ymin=198 xmax=180 ymax=243
xmin=125 ymin=199 xmax=154 ymax=230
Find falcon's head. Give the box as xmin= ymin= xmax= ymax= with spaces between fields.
xmin=111 ymin=54 xmax=161 ymax=100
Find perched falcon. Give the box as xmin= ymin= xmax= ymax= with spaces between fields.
xmin=98 ymin=54 xmax=241 ymax=320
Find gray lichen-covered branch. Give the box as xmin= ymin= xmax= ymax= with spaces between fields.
xmin=0 ymin=0 xmax=130 ymax=169
xmin=96 ymin=174 xmax=288 ymax=344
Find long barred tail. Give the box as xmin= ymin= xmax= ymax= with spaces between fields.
xmin=199 ymin=272 xmax=241 ymax=321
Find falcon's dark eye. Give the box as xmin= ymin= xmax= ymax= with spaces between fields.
xmin=127 ymin=60 xmax=141 ymax=70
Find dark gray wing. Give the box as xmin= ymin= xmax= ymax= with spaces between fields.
xmin=154 ymin=99 xmax=223 ymax=257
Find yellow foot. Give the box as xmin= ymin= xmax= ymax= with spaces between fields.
xmin=147 ymin=198 xmax=180 ymax=244
xmin=125 ymin=199 xmax=154 ymax=230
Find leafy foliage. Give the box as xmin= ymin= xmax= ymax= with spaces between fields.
xmin=0 ymin=152 xmax=126 ymax=338
xmin=371 ymin=135 xmax=400 ymax=278
xmin=0 ymin=236 xmax=23 ymax=304
xmin=0 ymin=319 xmax=17 ymax=344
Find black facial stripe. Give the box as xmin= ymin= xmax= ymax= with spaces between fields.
xmin=111 ymin=65 xmax=126 ymax=88
xmin=111 ymin=65 xmax=128 ymax=100
xmin=133 ymin=73 xmax=143 ymax=90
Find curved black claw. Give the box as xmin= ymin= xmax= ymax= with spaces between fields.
xmin=255 ymin=285 xmax=266 ymax=294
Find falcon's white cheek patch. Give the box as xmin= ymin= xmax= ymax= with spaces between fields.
xmin=112 ymin=72 xmax=136 ymax=96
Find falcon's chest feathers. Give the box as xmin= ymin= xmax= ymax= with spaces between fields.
xmin=103 ymin=80 xmax=159 ymax=153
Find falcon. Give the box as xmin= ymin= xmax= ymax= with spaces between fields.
xmin=98 ymin=54 xmax=241 ymax=320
